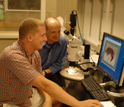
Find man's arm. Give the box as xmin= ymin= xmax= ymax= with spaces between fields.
xmin=29 ymin=74 xmax=104 ymax=107
xmin=38 ymin=89 xmax=52 ymax=107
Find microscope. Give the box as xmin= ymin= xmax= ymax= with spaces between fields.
xmin=60 ymin=30 xmax=85 ymax=80
xmin=60 ymin=11 xmax=85 ymax=81
xmin=66 ymin=10 xmax=83 ymax=66
xmin=64 ymin=29 xmax=83 ymax=67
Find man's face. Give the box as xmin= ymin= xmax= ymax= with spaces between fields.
xmin=46 ymin=23 xmax=61 ymax=44
xmin=32 ymin=25 xmax=47 ymax=50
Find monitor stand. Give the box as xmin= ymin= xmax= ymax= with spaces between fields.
xmin=100 ymin=81 xmax=116 ymax=88
xmin=107 ymin=90 xmax=124 ymax=97
xmin=100 ymin=81 xmax=124 ymax=97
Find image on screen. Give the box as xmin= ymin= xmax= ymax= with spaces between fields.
xmin=101 ymin=38 xmax=120 ymax=71
xmin=97 ymin=33 xmax=124 ymax=86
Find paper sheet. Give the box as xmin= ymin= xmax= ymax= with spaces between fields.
xmin=100 ymin=101 xmax=116 ymax=107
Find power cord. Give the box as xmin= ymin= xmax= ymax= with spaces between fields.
xmin=78 ymin=62 xmax=95 ymax=66
xmin=71 ymin=10 xmax=98 ymax=68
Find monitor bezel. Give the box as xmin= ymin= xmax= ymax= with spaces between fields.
xmin=97 ymin=32 xmax=124 ymax=86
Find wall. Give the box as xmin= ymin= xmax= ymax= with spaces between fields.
xmin=56 ymin=0 xmax=77 ymax=24
xmin=0 ymin=39 xmax=17 ymax=53
xmin=77 ymin=0 xmax=124 ymax=52
xmin=112 ymin=0 xmax=124 ymax=38
xmin=46 ymin=0 xmax=57 ymax=18
xmin=46 ymin=0 xmax=77 ymax=29
xmin=0 ymin=0 xmax=77 ymax=53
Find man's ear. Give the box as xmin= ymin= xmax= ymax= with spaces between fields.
xmin=27 ymin=34 xmax=32 ymax=41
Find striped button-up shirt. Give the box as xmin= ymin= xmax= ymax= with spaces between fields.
xmin=0 ymin=40 xmax=43 ymax=106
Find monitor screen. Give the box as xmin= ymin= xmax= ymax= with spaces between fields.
xmin=97 ymin=32 xmax=124 ymax=86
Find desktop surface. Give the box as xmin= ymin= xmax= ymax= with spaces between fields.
xmin=61 ymin=33 xmax=124 ymax=107
xmin=61 ymin=69 xmax=124 ymax=107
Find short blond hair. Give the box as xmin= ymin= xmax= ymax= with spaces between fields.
xmin=19 ymin=18 xmax=44 ymax=40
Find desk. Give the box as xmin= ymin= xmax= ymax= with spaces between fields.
xmin=61 ymin=69 xmax=124 ymax=107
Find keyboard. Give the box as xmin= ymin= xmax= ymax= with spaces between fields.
xmin=81 ymin=76 xmax=110 ymax=101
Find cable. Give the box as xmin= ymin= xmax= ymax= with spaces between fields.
xmin=71 ymin=10 xmax=83 ymax=43
xmin=71 ymin=10 xmax=95 ymax=63
xmin=70 ymin=10 xmax=96 ymax=65
xmin=78 ymin=62 xmax=95 ymax=66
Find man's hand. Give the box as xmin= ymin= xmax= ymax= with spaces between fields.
xmin=77 ymin=99 xmax=104 ymax=107
xmin=42 ymin=71 xmax=45 ymax=76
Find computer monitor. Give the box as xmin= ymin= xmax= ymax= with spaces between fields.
xmin=97 ymin=32 xmax=124 ymax=87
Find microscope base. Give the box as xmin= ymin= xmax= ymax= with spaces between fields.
xmin=60 ymin=67 xmax=84 ymax=81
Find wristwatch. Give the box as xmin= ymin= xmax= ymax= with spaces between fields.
xmin=43 ymin=70 xmax=47 ymax=75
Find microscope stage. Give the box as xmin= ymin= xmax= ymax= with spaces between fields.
xmin=60 ymin=67 xmax=84 ymax=81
